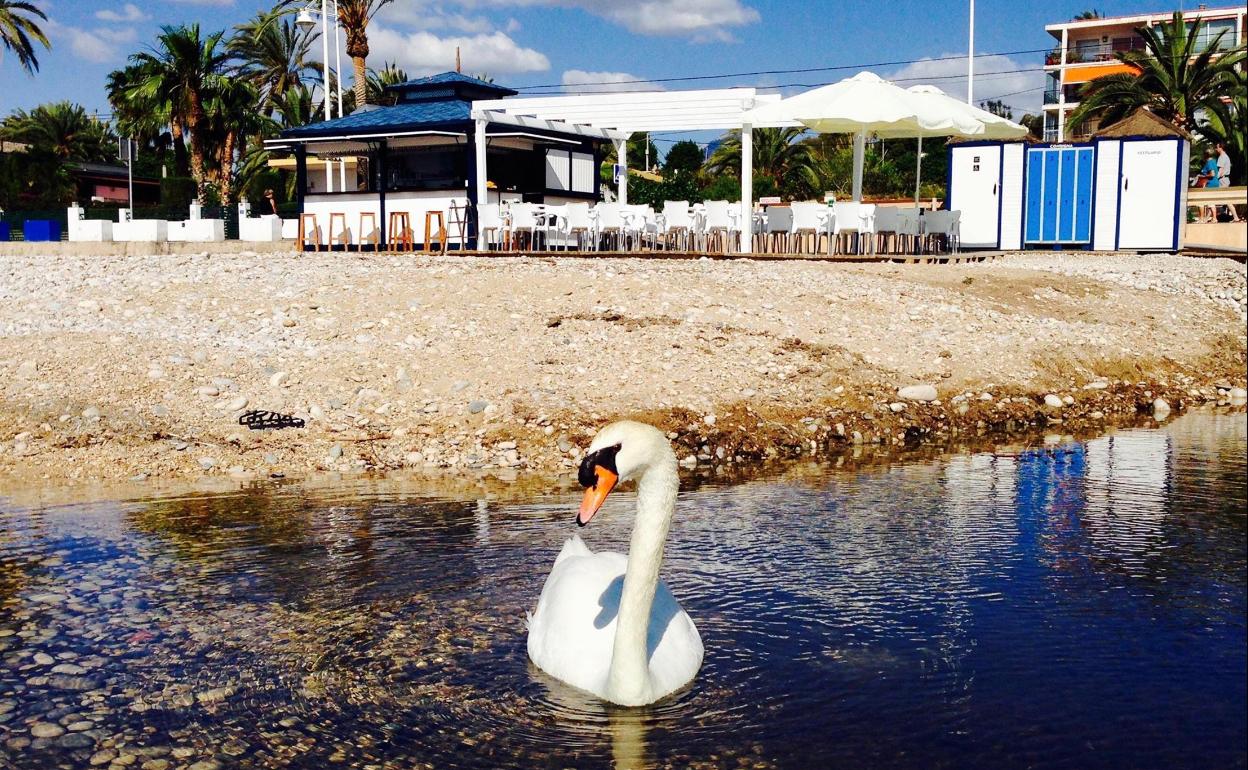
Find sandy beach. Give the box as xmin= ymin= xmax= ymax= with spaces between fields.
xmin=1 ymin=250 xmax=1245 ymax=487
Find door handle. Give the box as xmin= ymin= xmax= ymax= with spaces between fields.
xmin=1124 ymin=178 xmax=1129 ymax=191
xmin=993 ymin=183 xmax=998 ymax=195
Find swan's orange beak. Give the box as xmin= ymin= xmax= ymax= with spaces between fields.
xmin=577 ymin=466 xmax=618 ymax=527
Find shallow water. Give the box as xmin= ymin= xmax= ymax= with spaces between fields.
xmin=1 ymin=412 xmax=1244 ymax=769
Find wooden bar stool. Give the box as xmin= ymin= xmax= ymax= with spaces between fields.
xmin=297 ymin=213 xmax=320 ymax=252
xmin=327 ymin=212 xmax=348 ymax=251
xmin=387 ymin=212 xmax=412 ymax=252
xmin=358 ymin=212 xmax=379 ymax=252
xmin=424 ymin=210 xmax=446 ymax=254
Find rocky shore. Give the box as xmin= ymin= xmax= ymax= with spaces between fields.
xmin=1 ymin=251 xmax=1245 ymax=488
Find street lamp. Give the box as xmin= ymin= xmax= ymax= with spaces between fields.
xmin=297 ymin=1 xmax=346 ymax=192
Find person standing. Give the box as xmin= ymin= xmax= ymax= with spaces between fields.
xmin=1213 ymin=143 xmax=1242 ymax=223
xmin=1214 ymin=143 xmax=1233 ymax=188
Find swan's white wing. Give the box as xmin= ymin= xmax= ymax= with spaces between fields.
xmin=528 ymin=537 xmax=703 ymax=703
xmin=644 ymin=583 xmax=704 ymax=701
xmin=528 ymin=540 xmax=627 ymax=698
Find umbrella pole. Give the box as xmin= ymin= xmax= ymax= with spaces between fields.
xmin=852 ymin=131 xmax=866 ymax=202
xmin=914 ymin=136 xmax=923 ymax=207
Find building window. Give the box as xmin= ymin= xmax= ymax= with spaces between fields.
xmin=386 ymin=147 xmax=467 ymax=192
xmin=1188 ymin=19 xmax=1238 ymax=52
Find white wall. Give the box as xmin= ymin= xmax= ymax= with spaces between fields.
xmin=302 ymin=191 xmax=469 ymax=247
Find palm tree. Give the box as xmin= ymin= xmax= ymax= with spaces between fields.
xmin=230 ymin=9 xmax=319 ymax=115
xmin=0 ymin=0 xmax=49 ymax=75
xmin=203 ymin=77 xmax=275 ymax=201
xmin=125 ymin=24 xmax=231 ymax=196
xmin=337 ymin=0 xmax=393 ymax=108
xmin=1070 ymin=12 xmax=1246 ymax=134
xmin=0 ymin=102 xmax=114 ymax=161
xmin=705 ymin=127 xmax=821 ymax=200
xmin=366 ymin=61 xmax=408 ymax=105
xmin=107 ymin=63 xmax=188 ymax=176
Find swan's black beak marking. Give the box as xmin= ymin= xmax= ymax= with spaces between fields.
xmin=576 ymin=444 xmax=621 ymax=527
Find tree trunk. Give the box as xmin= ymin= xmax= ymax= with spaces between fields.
xmin=220 ymin=130 xmax=237 ymax=203
xmin=186 ymin=94 xmax=208 ymax=202
xmin=353 ymin=55 xmax=368 ymax=109
xmin=171 ymin=120 xmax=189 ymax=178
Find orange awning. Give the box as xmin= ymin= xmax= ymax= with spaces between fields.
xmin=1063 ymin=63 xmax=1140 ymax=84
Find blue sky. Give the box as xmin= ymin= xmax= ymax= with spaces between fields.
xmin=0 ymin=0 xmax=1221 ymax=129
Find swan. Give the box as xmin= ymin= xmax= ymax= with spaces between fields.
xmin=527 ymin=421 xmax=703 ymax=707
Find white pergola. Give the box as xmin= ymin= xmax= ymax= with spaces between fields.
xmin=472 ymin=88 xmax=798 ymax=250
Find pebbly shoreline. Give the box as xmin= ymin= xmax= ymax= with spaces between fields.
xmin=1 ymin=251 xmax=1245 ymax=489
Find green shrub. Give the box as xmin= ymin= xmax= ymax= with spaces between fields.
xmin=160 ymin=176 xmax=198 ymax=207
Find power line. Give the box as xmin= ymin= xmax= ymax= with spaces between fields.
xmin=515 ymin=47 xmax=1056 ymax=91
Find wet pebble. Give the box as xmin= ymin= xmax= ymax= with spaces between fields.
xmin=31 ymin=722 xmax=65 ymax=738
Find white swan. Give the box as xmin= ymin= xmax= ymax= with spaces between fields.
xmin=527 ymin=421 xmax=703 ymax=707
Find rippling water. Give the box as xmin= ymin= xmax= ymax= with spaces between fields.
xmin=1 ymin=412 xmax=1244 ymax=769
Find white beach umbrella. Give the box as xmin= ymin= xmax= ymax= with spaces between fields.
xmin=743 ymin=72 xmax=1026 ymax=201
xmin=898 ymin=85 xmax=1028 ymax=140
xmin=898 ymin=85 xmax=1029 ymax=203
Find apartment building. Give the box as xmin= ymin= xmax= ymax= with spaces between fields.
xmin=1043 ymin=5 xmax=1246 ymax=141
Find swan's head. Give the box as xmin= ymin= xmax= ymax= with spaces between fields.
xmin=576 ymin=421 xmax=674 ymax=527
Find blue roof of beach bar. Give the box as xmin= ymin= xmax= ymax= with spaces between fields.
xmin=280 ymin=73 xmax=519 ymax=140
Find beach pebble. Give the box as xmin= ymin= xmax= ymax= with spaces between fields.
xmin=1153 ymin=398 xmax=1171 ymax=419
xmin=269 ymin=371 xmax=288 ymax=387
xmin=898 ymin=384 xmax=938 ymax=402
xmin=1043 ymin=394 xmax=1064 ymax=409
xmin=30 ymin=723 xmax=65 ymax=738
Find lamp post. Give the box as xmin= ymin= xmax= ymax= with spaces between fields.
xmin=967 ymin=0 xmax=975 ymax=105
xmin=296 ymin=1 xmax=345 ymax=192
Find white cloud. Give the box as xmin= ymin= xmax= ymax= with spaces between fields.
xmin=367 ymin=25 xmax=550 ymax=76
xmin=561 ymin=70 xmax=664 ymax=93
xmin=888 ymin=54 xmax=1045 ymax=113
xmin=593 ymin=0 xmax=759 ymax=41
xmin=95 ymin=3 xmax=148 ymax=22
xmin=44 ymin=18 xmax=136 ymax=63
xmin=383 ymin=0 xmax=759 ymax=40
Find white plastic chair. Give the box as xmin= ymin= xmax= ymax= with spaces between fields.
xmin=872 ymin=207 xmax=901 ymax=254
xmin=542 ymin=204 xmax=567 ymax=250
xmin=659 ymin=201 xmax=694 ymax=251
xmin=761 ymin=206 xmax=793 ymax=253
xmin=699 ymin=200 xmax=739 ymax=253
xmin=626 ymin=205 xmax=658 ymax=250
xmin=924 ymin=210 xmax=961 ymax=254
xmin=560 ymin=202 xmax=595 ymax=251
xmin=594 ymin=203 xmax=629 ymax=250
xmin=832 ymin=202 xmax=876 ymax=255
xmin=476 ymin=203 xmax=507 ymax=250
xmin=896 ymin=208 xmax=922 ymax=254
xmin=790 ymin=202 xmax=832 ymax=254
xmin=507 ymin=203 xmax=542 ymax=251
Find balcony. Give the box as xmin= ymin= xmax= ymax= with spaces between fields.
xmin=1044 ymin=88 xmax=1061 ymax=105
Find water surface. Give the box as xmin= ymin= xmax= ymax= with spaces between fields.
xmin=1 ymin=412 xmax=1245 ymax=769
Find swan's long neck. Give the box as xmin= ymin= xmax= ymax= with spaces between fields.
xmin=606 ymin=454 xmax=678 ymax=705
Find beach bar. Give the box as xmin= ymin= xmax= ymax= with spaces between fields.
xmin=269 ymin=73 xmax=626 ymax=250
